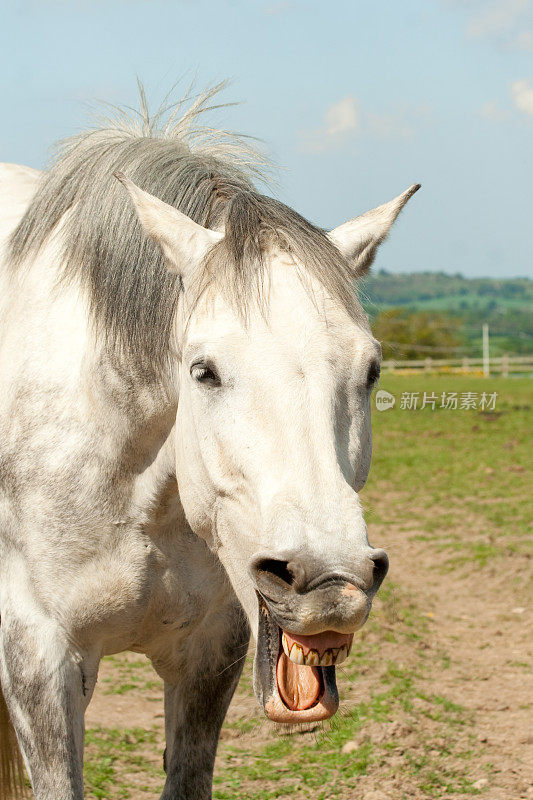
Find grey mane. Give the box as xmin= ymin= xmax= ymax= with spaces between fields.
xmin=9 ymin=84 xmax=357 ymax=374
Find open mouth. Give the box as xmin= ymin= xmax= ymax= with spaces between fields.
xmin=254 ymin=598 xmax=354 ymax=723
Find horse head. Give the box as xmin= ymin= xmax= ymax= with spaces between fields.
xmin=119 ymin=173 xmax=419 ymax=723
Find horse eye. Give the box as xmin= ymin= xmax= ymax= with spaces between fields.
xmin=366 ymin=361 xmax=381 ymax=388
xmin=190 ymin=361 xmax=221 ymax=387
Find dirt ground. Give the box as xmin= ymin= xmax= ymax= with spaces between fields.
xmin=371 ymin=521 xmax=532 ymax=800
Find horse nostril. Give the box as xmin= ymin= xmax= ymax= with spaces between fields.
xmin=250 ymin=556 xmax=308 ymax=593
xmin=370 ymin=549 xmax=389 ymax=592
xmin=285 ymin=560 xmax=307 ymax=592
xmin=253 ymin=558 xmax=294 ymax=587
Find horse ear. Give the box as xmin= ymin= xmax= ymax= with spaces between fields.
xmin=114 ymin=172 xmax=223 ymax=277
xmin=328 ymin=184 xmax=420 ymax=277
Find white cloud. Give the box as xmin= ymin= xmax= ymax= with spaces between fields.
xmin=323 ymin=96 xmax=359 ymax=137
xmin=365 ymin=110 xmax=415 ymax=140
xmin=263 ymin=1 xmax=295 ymax=15
xmin=301 ymin=96 xmax=431 ymax=153
xmin=467 ymin=0 xmax=528 ymax=36
xmin=461 ymin=0 xmax=533 ymax=50
xmin=511 ymin=79 xmax=533 ymax=115
xmin=301 ymin=96 xmax=359 ymax=152
xmin=479 ymin=100 xmax=509 ymax=121
xmin=513 ymin=29 xmax=533 ymax=47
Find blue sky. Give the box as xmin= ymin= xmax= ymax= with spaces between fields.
xmin=1 ymin=0 xmax=532 ymax=278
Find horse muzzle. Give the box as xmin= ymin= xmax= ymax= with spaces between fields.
xmin=250 ymin=549 xmax=389 ymax=723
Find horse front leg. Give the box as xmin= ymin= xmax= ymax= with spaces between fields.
xmin=158 ymin=603 xmax=250 ymax=800
xmin=0 ymin=590 xmax=99 ymax=800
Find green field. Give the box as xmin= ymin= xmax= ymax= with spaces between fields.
xmin=367 ymin=375 xmax=531 ymax=548
xmin=384 ymin=294 xmax=530 ymax=312
xmin=360 ymin=272 xmax=533 ymax=311
xmin=82 ymin=375 xmax=532 ymax=800
xmin=360 ymin=272 xmax=533 ymax=358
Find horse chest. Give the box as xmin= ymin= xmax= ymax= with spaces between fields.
xmin=70 ymin=508 xmax=229 ymax=658
xmin=136 ymin=521 xmax=227 ymax=642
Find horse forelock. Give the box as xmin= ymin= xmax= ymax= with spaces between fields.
xmin=8 ymin=85 xmax=360 ymax=375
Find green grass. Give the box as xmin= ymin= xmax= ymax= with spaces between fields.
xmin=364 ymin=375 xmax=532 ymax=569
xmin=85 ymin=727 xmax=162 ymax=798
xmin=100 ymin=654 xmax=163 ymax=696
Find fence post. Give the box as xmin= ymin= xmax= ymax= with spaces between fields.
xmin=462 ymin=356 xmax=469 ymax=373
xmin=502 ymin=353 xmax=509 ymax=378
xmin=482 ymin=323 xmax=490 ymax=377
xmin=425 ymin=357 xmax=432 ymax=372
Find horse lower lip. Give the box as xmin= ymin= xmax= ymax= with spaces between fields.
xmin=254 ymin=597 xmax=340 ymax=722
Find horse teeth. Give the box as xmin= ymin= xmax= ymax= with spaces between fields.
xmin=289 ymin=643 xmax=305 ymax=665
xmin=336 ymin=645 xmax=348 ymax=664
xmin=282 ymin=635 xmax=352 ymax=666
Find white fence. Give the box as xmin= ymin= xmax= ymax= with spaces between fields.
xmin=381 ymin=354 xmax=533 ymax=376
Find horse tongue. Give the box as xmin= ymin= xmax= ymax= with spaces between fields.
xmin=276 ymin=651 xmax=322 ymax=711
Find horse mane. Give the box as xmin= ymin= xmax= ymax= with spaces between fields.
xmin=8 ymin=83 xmax=358 ymax=373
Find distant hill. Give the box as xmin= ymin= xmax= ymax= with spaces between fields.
xmin=360 ymin=271 xmax=533 ymax=357
xmin=359 ymin=271 xmax=532 ymax=312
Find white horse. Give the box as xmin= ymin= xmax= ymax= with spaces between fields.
xmin=0 ymin=87 xmax=419 ymax=799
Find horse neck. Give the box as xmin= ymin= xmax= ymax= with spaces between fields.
xmin=83 ymin=348 xmax=179 ymax=477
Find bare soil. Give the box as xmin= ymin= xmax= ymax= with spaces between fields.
xmin=375 ymin=521 xmax=532 ymax=800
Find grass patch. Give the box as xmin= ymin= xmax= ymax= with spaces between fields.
xmin=85 ymin=726 xmax=163 ymax=798
xmin=363 ymin=376 xmax=532 ymax=567
xmin=100 ymin=654 xmax=163 ymax=696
